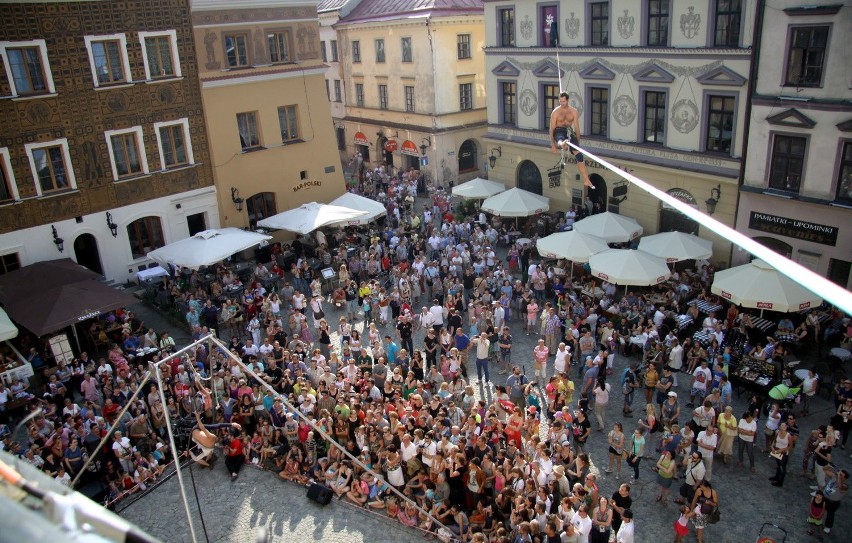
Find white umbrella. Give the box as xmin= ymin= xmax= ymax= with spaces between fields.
xmin=328 ymin=192 xmax=387 ymax=226
xmin=480 ymin=187 xmax=549 ymax=217
xmin=637 ymin=231 xmax=713 ymax=263
xmin=536 ymin=231 xmax=609 ymax=263
xmin=147 ymin=228 xmax=271 ymax=270
xmin=452 ymin=177 xmax=506 ymax=200
xmin=711 ymin=259 xmax=823 ymax=314
xmin=0 ymin=307 xmax=18 ymax=341
xmin=589 ymin=249 xmax=671 ymax=286
xmin=573 ymin=212 xmax=643 ymax=243
xmin=258 ymin=202 xmax=368 ymax=234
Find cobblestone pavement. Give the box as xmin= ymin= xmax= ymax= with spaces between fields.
xmin=124 ymin=194 xmax=850 ymax=542
xmin=119 ymin=463 xmax=431 ymax=543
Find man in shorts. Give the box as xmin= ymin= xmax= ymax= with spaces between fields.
xmin=550 ymin=92 xmax=595 ymax=189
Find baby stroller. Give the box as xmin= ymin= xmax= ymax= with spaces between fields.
xmin=331 ymin=287 xmax=346 ymax=309
xmin=754 ymin=522 xmax=786 ymax=543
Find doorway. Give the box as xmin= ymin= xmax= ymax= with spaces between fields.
xmin=73 ymin=233 xmax=103 ymax=276
xmin=458 ymin=139 xmax=477 ymax=174
xmin=659 ymin=188 xmax=700 ymax=234
xmin=187 ymin=212 xmax=207 ymax=236
xmin=587 ymin=174 xmax=607 ymax=214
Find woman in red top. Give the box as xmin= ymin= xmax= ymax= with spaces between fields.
xmin=225 ymin=427 xmax=244 ymax=480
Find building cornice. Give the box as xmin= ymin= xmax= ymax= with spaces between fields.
xmin=201 ymin=64 xmax=326 ymax=87
xmin=752 ymin=94 xmax=852 ymax=112
xmin=343 ymin=115 xmax=487 ymax=134
xmin=484 ymin=46 xmax=751 ymax=61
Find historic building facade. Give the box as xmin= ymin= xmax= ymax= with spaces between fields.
xmin=335 ymin=0 xmax=487 ymax=186
xmin=0 ymin=0 xmax=217 ymax=282
xmin=734 ymin=2 xmax=851 ymax=288
xmin=483 ymin=0 xmax=757 ymax=263
xmin=191 ymin=0 xmax=346 ymax=231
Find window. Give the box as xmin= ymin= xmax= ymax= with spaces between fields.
xmin=330 ymin=40 xmax=338 ymax=62
xmin=706 ymin=95 xmax=735 ymax=153
xmin=268 ymin=31 xmax=291 ymax=63
xmin=837 ymin=142 xmax=852 ymax=202
xmin=352 ymin=40 xmax=361 ymax=63
xmin=785 ymin=26 xmax=829 ymax=87
xmin=277 ymin=105 xmax=300 ymax=142
xmin=139 ymin=30 xmax=180 ymax=80
xmin=127 ymin=216 xmax=165 ymax=260
xmin=459 ymin=83 xmax=473 ymax=111
xmin=714 ymin=0 xmax=741 ymax=47
xmin=0 ymin=148 xmax=19 ymax=203
xmin=24 ymin=139 xmax=76 ymax=196
xmin=84 ymin=35 xmax=130 ymax=87
xmin=105 ymin=127 xmax=148 ymax=180
xmin=590 ymin=2 xmax=609 ymax=46
xmin=246 ymin=192 xmax=276 ymax=230
xmin=501 ymin=82 xmax=516 ymax=125
xmin=375 ymin=39 xmax=385 ymax=63
xmin=643 ymin=91 xmax=666 ymax=143
xmin=768 ymin=134 xmax=806 ymax=193
xmin=153 ymin=118 xmax=193 ymax=170
xmin=325 ymin=79 xmax=330 ymax=100
xmin=457 ymin=34 xmax=471 ymax=59
xmin=224 ymin=34 xmax=250 ymax=67
xmin=590 ymin=87 xmax=609 ymax=137
xmin=404 ymin=85 xmax=415 ymax=112
xmin=401 ymin=37 xmax=412 ymax=63
xmin=499 ymin=8 xmax=515 ymax=47
xmin=0 ymin=39 xmax=55 ymax=96
xmin=647 ymin=0 xmax=670 ymax=46
xmin=333 ymin=80 xmax=341 ymax=103
xmin=540 ymin=5 xmax=559 ymax=47
xmin=320 ymin=41 xmax=327 ymax=62
xmin=237 ymin=112 xmax=261 ymax=151
xmin=355 ymin=83 xmax=364 ymax=107
xmin=0 ymin=253 xmax=20 ymax=275
xmin=827 ymin=258 xmax=851 ymax=288
xmin=542 ymin=84 xmax=560 ymax=127
xmin=378 ymin=84 xmax=388 ymax=110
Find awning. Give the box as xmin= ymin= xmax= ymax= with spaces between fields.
xmin=353 ymin=131 xmax=369 ymax=145
xmin=0 ymin=259 xmax=138 ymax=337
xmin=147 ymin=228 xmax=271 ymax=270
xmin=400 ymin=140 xmax=419 ymax=156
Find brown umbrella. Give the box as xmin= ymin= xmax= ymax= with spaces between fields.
xmin=0 ymin=259 xmax=137 ymax=337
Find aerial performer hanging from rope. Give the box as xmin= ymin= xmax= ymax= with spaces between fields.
xmin=550 ymin=91 xmax=595 ymax=189
xmin=188 ymin=368 xmax=240 ymax=468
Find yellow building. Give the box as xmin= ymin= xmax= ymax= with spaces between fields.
xmin=191 ymin=0 xmax=346 ymax=229
xmin=335 ymin=0 xmax=487 ymax=186
xmin=483 ymin=1 xmax=758 ymax=264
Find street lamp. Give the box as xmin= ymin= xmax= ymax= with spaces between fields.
xmin=231 ymin=187 xmax=244 ymax=212
xmin=420 ymin=137 xmax=431 ymax=156
xmin=489 ymin=146 xmax=502 ymax=168
xmin=705 ymin=184 xmax=721 ymax=215
xmin=51 ymin=225 xmax=64 ymax=252
xmin=105 ymin=212 xmax=118 ymax=237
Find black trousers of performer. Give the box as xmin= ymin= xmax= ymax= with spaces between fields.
xmin=225 ymin=453 xmax=244 ymax=475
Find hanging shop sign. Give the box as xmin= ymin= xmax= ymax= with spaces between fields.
xmin=384 ymin=139 xmax=398 ymax=152
xmin=401 ymin=140 xmax=419 ymax=156
xmin=353 ymin=132 xmax=369 ymax=145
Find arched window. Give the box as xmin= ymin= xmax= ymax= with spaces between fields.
xmin=516 ymin=160 xmax=542 ymax=195
xmin=659 ymin=188 xmax=699 ymax=234
xmin=458 ymin=139 xmax=478 ymax=174
xmin=246 ymin=192 xmax=277 ymax=229
xmin=127 ymin=216 xmax=165 ymax=259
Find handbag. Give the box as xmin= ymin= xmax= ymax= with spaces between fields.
xmin=679 ymin=482 xmax=694 ymax=500
xmin=708 ymin=506 xmax=721 ymax=524
xmin=314 ymin=308 xmax=325 ymax=320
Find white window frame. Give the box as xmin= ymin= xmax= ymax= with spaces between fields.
xmin=23 ymin=138 xmax=78 ymax=197
xmin=83 ymin=34 xmax=132 ymax=88
xmin=138 ymin=30 xmax=182 ymax=81
xmin=152 ymin=118 xmax=194 ymax=171
xmin=104 ymin=126 xmax=149 ymax=181
xmin=0 ymin=147 xmax=21 ymax=202
xmin=0 ymin=39 xmax=57 ymax=97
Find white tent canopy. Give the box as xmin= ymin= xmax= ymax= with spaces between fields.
xmin=573 ymin=212 xmax=643 ymax=243
xmin=328 ymin=192 xmax=387 ymax=226
xmin=0 ymin=307 xmax=18 ymax=341
xmin=452 ymin=177 xmax=506 ymax=200
xmin=589 ymin=249 xmax=671 ymax=286
xmin=258 ymin=202 xmax=368 ymax=234
xmin=480 ymin=187 xmax=549 ymax=217
xmin=637 ymin=231 xmax=713 ymax=263
xmin=711 ymin=259 xmax=823 ymax=313
xmin=536 ymin=231 xmax=609 ymax=263
xmin=147 ymin=228 xmax=271 ymax=270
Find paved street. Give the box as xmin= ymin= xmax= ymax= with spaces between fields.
xmin=120 ymin=202 xmax=850 ymax=542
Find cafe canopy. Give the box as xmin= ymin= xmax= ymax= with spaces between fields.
xmin=0 ymin=259 xmax=137 ymax=337
xmin=258 ymin=202 xmax=368 ymax=234
xmin=147 ymin=228 xmax=271 ymax=270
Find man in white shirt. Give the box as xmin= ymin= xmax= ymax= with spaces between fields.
xmin=737 ymin=411 xmax=758 ymax=471
xmin=554 ymin=343 xmax=571 ymax=376
xmin=690 ymin=360 xmax=712 ymax=406
xmin=702 ymin=311 xmax=719 ymax=332
xmin=615 ymin=509 xmax=635 ymax=543
xmin=653 ymin=306 xmax=666 ymax=328
xmin=472 ymin=332 xmax=491 ymax=384
xmin=668 ymin=339 xmax=683 ymax=387
xmin=428 ymin=299 xmax=444 ymax=334
xmin=696 ymin=425 xmax=719 ymax=482
xmin=570 ymin=506 xmax=593 ymax=539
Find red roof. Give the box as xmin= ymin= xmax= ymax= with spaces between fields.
xmin=338 ymin=0 xmax=483 ymax=24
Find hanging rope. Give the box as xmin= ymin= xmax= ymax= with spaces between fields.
xmin=186 ymin=362 xmax=211 ymax=543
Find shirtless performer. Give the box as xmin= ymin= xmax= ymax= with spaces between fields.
xmin=550 ymin=92 xmax=595 ymax=189
xmin=190 ymin=410 xmax=240 ymax=467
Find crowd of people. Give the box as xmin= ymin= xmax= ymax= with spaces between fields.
xmin=1 ymin=170 xmax=850 ymax=543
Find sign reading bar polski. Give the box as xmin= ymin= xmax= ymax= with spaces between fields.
xmin=748 ymin=211 xmax=838 ymax=247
